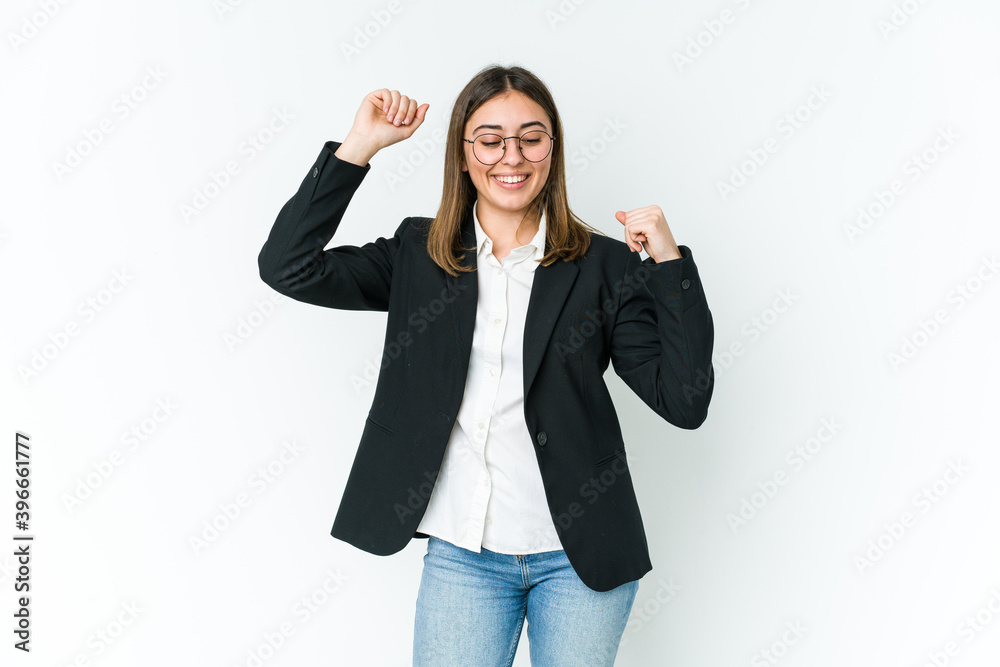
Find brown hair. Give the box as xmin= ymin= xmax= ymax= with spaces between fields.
xmin=427 ymin=64 xmax=604 ymax=277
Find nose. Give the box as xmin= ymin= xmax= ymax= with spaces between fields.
xmin=500 ymin=137 xmax=524 ymax=166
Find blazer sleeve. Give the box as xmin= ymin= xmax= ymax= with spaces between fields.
xmin=609 ymin=246 xmax=715 ymax=429
xmin=257 ymin=140 xmax=408 ymax=311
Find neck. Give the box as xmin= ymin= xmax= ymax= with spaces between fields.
xmin=476 ymin=200 xmax=540 ymax=248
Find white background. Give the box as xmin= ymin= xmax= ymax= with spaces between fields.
xmin=3 ymin=1 xmax=1000 ymax=665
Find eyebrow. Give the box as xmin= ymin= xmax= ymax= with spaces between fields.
xmin=471 ymin=120 xmax=548 ymax=134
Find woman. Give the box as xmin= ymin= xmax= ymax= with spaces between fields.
xmin=258 ymin=64 xmax=714 ymax=666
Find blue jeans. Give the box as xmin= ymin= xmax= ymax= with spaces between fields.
xmin=413 ymin=535 xmax=639 ymax=666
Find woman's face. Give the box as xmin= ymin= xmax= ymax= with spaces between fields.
xmin=461 ymin=90 xmax=552 ymax=223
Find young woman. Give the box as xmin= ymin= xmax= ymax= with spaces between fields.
xmin=258 ymin=64 xmax=715 ymax=666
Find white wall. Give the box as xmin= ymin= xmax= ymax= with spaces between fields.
xmin=2 ymin=0 xmax=999 ymax=665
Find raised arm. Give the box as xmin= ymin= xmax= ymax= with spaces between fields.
xmin=257 ymin=90 xmax=429 ymax=310
xmin=610 ymin=205 xmax=714 ymax=429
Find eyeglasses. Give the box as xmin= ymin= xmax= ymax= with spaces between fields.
xmin=463 ymin=130 xmax=556 ymax=165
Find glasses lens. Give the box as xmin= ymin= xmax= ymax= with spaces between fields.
xmin=519 ymin=131 xmax=551 ymax=162
xmin=473 ymin=135 xmax=505 ymax=164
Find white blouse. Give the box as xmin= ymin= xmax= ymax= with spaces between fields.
xmin=414 ymin=200 xmax=564 ymax=554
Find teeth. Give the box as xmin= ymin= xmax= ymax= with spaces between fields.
xmin=494 ymin=174 xmax=527 ymax=184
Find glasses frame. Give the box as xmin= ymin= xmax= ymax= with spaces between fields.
xmin=463 ymin=130 xmax=556 ymax=165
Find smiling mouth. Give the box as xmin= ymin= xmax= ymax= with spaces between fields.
xmin=492 ymin=174 xmax=529 ymax=184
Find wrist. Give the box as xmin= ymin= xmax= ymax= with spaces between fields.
xmin=652 ymin=244 xmax=682 ymax=263
xmin=335 ymin=132 xmax=379 ymax=166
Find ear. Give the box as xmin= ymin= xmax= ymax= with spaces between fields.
xmin=460 ymin=155 xmax=467 ymax=172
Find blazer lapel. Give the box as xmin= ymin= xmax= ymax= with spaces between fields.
xmin=445 ymin=206 xmax=580 ymax=402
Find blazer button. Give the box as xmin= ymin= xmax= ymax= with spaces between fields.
xmin=537 ymin=431 xmax=547 ymax=446
xmin=681 ymin=278 xmax=691 ymax=289
xmin=312 ymin=166 xmax=319 ymax=178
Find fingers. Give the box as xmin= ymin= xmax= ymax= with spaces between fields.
xmin=375 ymin=89 xmax=426 ymax=127
xmin=415 ymin=103 xmax=429 ymax=122
xmin=372 ymin=89 xmax=402 ymax=120
xmin=619 ymin=209 xmax=664 ymax=254
xmin=618 ymin=205 xmax=679 ymax=259
xmin=616 ymin=210 xmax=643 ymax=252
xmin=408 ymin=103 xmax=429 ymax=128
xmin=376 ymin=88 xmax=391 ymax=112
xmin=387 ymin=92 xmax=408 ymax=125
xmin=386 ymin=90 xmax=399 ymax=121
xmin=398 ymin=98 xmax=417 ymax=126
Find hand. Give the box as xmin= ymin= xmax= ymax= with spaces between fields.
xmin=616 ymin=205 xmax=682 ymax=263
xmin=345 ymin=88 xmax=430 ymax=155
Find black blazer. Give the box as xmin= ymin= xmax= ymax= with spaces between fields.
xmin=258 ymin=140 xmax=715 ymax=592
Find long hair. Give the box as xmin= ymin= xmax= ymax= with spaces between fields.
xmin=427 ymin=64 xmax=604 ymax=277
